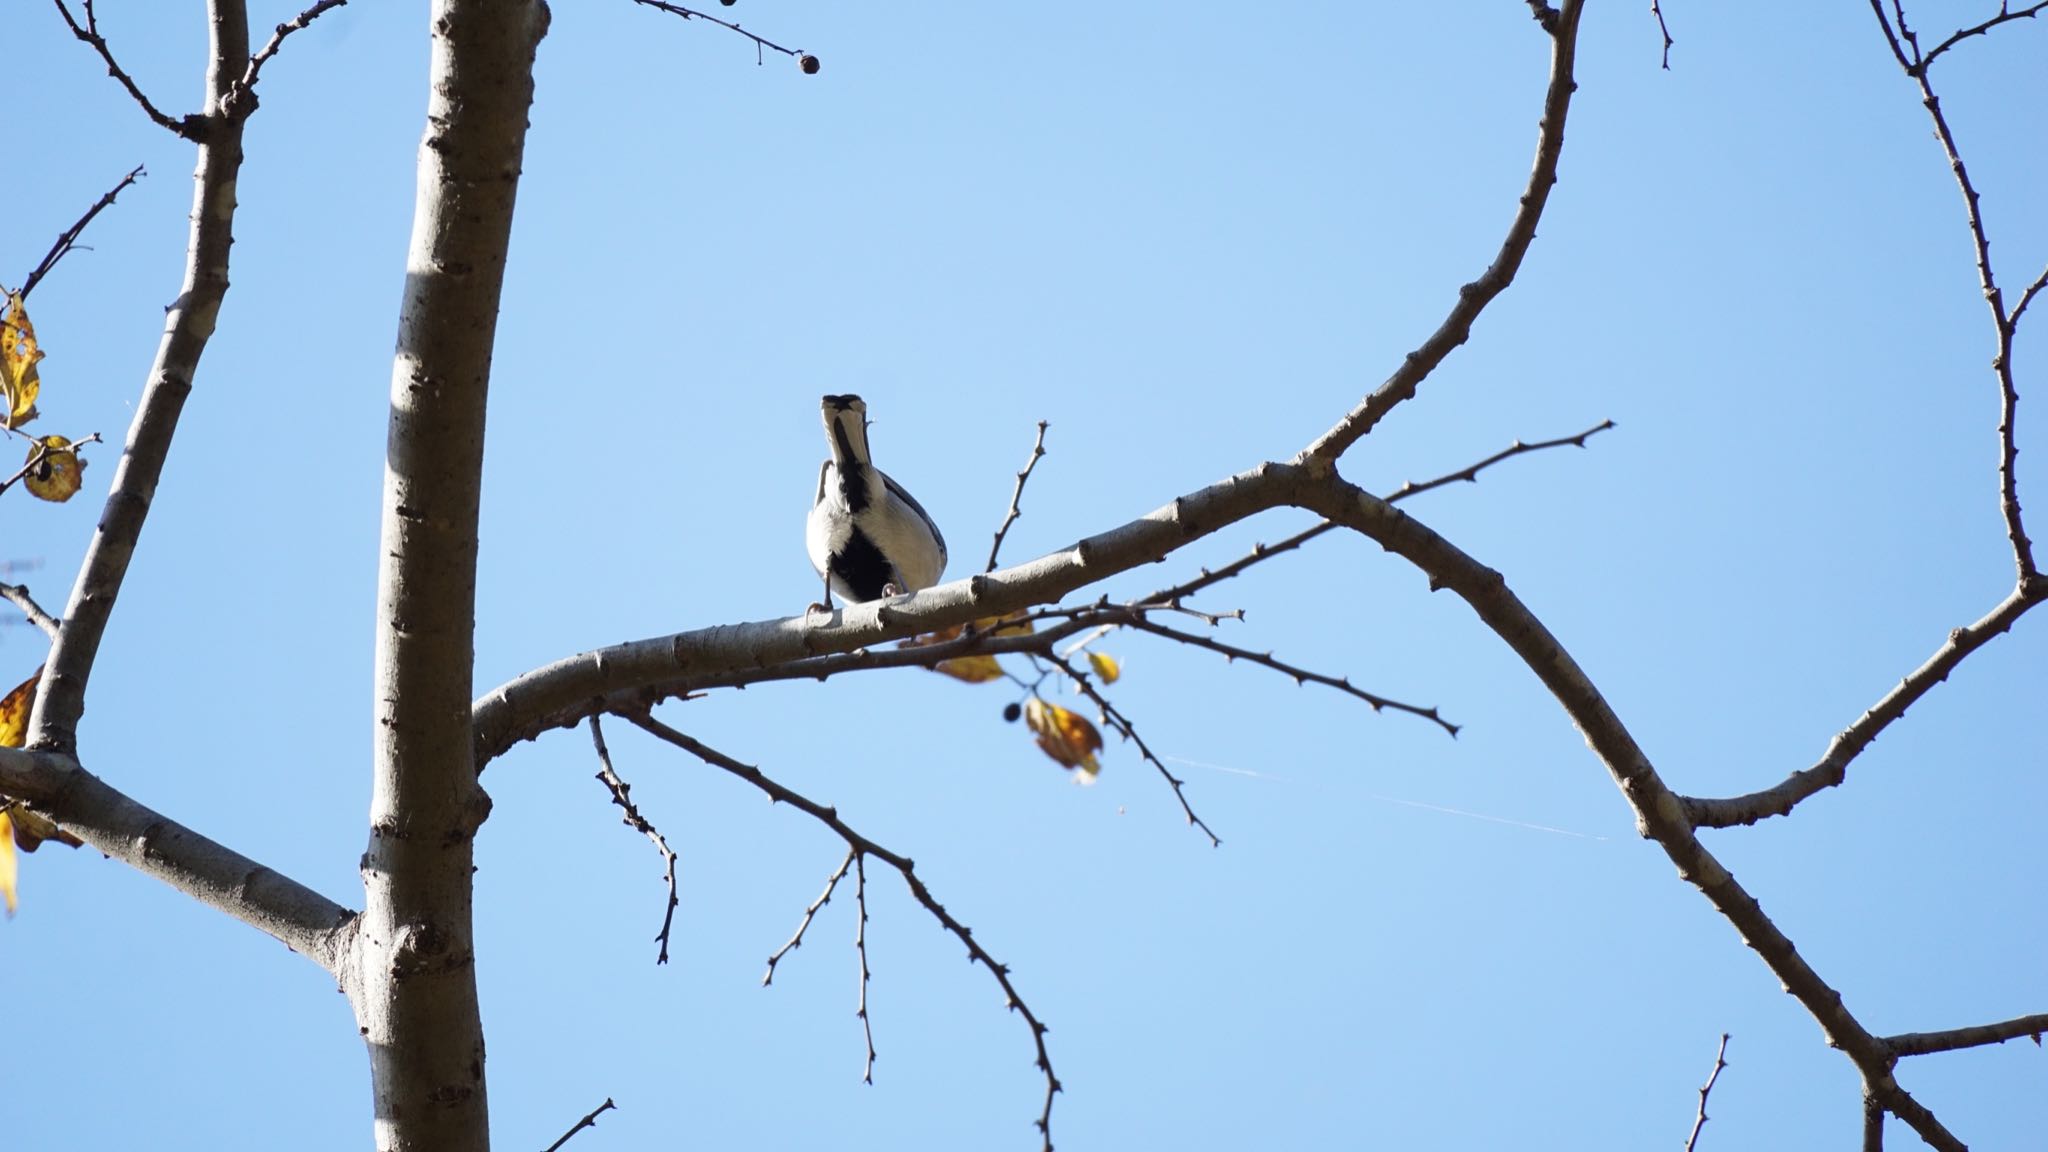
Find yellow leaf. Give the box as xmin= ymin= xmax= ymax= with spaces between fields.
xmin=1086 ymin=651 xmax=1121 ymax=685
xmin=0 ymin=666 xmax=38 ymax=748
xmin=6 ymin=804 xmax=77 ymax=853
xmin=933 ymin=654 xmax=1004 ymax=684
xmin=982 ymin=611 xmax=1034 ymax=637
xmin=1023 ymin=698 xmax=1102 ymax=783
xmin=0 ymin=811 xmax=15 ymax=916
xmin=24 ymin=435 xmax=84 ymax=502
xmin=1 ymin=293 xmax=43 ymax=429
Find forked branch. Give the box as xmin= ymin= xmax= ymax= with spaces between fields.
xmin=624 ymin=712 xmax=1060 ymax=1150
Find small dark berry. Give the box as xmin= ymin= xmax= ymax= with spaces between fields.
xmin=1001 ymin=702 xmax=1022 ymax=724
xmin=719 ymin=0 xmax=735 ymax=5
xmin=798 ymin=53 xmax=821 ymax=75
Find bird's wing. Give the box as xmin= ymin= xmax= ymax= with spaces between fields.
xmin=881 ymin=471 xmax=947 ymax=565
xmin=813 ymin=459 xmax=831 ymax=507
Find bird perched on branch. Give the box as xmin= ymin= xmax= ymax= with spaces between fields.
xmin=806 ymin=394 xmax=948 ymax=610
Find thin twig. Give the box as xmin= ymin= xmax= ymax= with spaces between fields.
xmin=762 ymin=847 xmax=855 ymax=986
xmin=1650 ymin=0 xmax=1675 ymax=68
xmin=0 ymin=584 xmax=61 ymax=639
xmin=237 ymin=0 xmax=351 ymax=102
xmin=623 ymin=713 xmax=1059 ymax=1150
xmin=0 ymin=433 xmax=102 ymax=498
xmin=1383 ymin=420 xmax=1616 ymax=504
xmin=588 ymin=715 xmax=681 ymax=965
xmin=1866 ymin=1 xmax=2040 ymax=579
xmin=854 ymin=852 xmax=876 ymax=1085
xmin=1885 ymin=1013 xmax=2048 ymax=1057
xmin=1919 ymin=1 xmax=2048 ymax=72
xmin=986 ymin=421 xmax=1050 ymax=573
xmin=18 ymin=165 xmax=146 ymax=300
xmin=1147 ymin=420 xmax=1614 ymax=610
xmin=1684 ymin=1033 xmax=1730 ymax=1152
xmin=1121 ymin=616 xmax=1459 ymax=736
xmin=1054 ymin=657 xmax=1221 ymax=847
xmin=540 ymin=1097 xmax=617 ymax=1152
xmin=52 ymin=0 xmax=198 ymax=138
xmin=629 ymin=0 xmax=803 ymax=65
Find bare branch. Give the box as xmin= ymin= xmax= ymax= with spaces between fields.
xmin=986 ymin=421 xmax=1050 ymax=573
xmin=539 ymin=1097 xmax=616 ymax=1152
xmin=1650 ymin=0 xmax=1675 ymax=69
xmin=1866 ymin=2 xmax=2040 ymax=579
xmin=1120 ymin=615 xmax=1459 ymax=735
xmin=17 ymin=164 xmax=146 ymax=300
xmin=854 ymin=852 xmax=876 ymax=1085
xmin=629 ymin=0 xmax=805 ymax=66
xmin=1866 ymin=0 xmax=1916 ymax=72
xmin=1052 ymin=658 xmax=1221 ymax=847
xmin=1142 ymin=420 xmax=1613 ymax=614
xmin=2012 ymin=262 xmax=2048 ymax=332
xmin=51 ymin=0 xmax=201 ymax=138
xmin=0 ymin=583 xmax=61 ymax=639
xmin=623 ymin=713 xmax=1059 ymax=1149
xmin=1686 ymin=578 xmax=2044 ymax=828
xmin=1864 ymin=1088 xmax=1886 ymax=1152
xmin=1293 ymin=474 xmax=1964 ymax=1152
xmin=1886 ymin=1013 xmax=2048 ymax=1058
xmin=236 ymin=0 xmax=351 ymax=107
xmin=31 ymin=0 xmax=255 ymax=755
xmin=0 ymin=747 xmax=357 ymax=974
xmin=1919 ymin=1 xmax=2048 ymax=71
xmin=474 ymin=419 xmax=1618 ymax=762
xmin=588 ymin=715 xmax=680 ymax=965
xmin=1298 ymin=0 xmax=1584 ymax=467
xmin=763 ymin=848 xmax=854 ymax=986
xmin=1384 ymin=420 xmax=1616 ymax=504
xmin=1684 ymin=1034 xmax=1730 ymax=1152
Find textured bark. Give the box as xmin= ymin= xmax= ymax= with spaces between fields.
xmin=348 ymin=4 xmax=549 ymax=1151
xmin=28 ymin=1 xmax=249 ymax=754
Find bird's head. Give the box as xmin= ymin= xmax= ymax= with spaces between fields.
xmin=819 ymin=394 xmax=872 ymax=465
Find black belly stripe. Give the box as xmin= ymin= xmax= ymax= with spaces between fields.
xmin=835 ymin=454 xmax=872 ymax=514
xmin=830 ymin=525 xmax=894 ymax=601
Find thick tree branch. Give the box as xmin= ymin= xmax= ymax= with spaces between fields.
xmin=1886 ymin=1014 xmax=2048 ymax=1058
xmin=1296 ymin=0 xmax=1583 ymax=468
xmin=30 ymin=1 xmax=249 ymax=755
xmin=1290 ymin=475 xmax=1963 ymax=1152
xmin=0 ymin=747 xmax=356 ymax=972
xmin=472 ymin=462 xmax=1328 ymax=762
xmin=1683 ymin=580 xmax=2044 ymax=827
xmin=350 ymin=5 xmax=550 ymax=1152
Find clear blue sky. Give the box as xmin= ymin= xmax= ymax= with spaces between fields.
xmin=11 ymin=2 xmax=2044 ymax=1149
